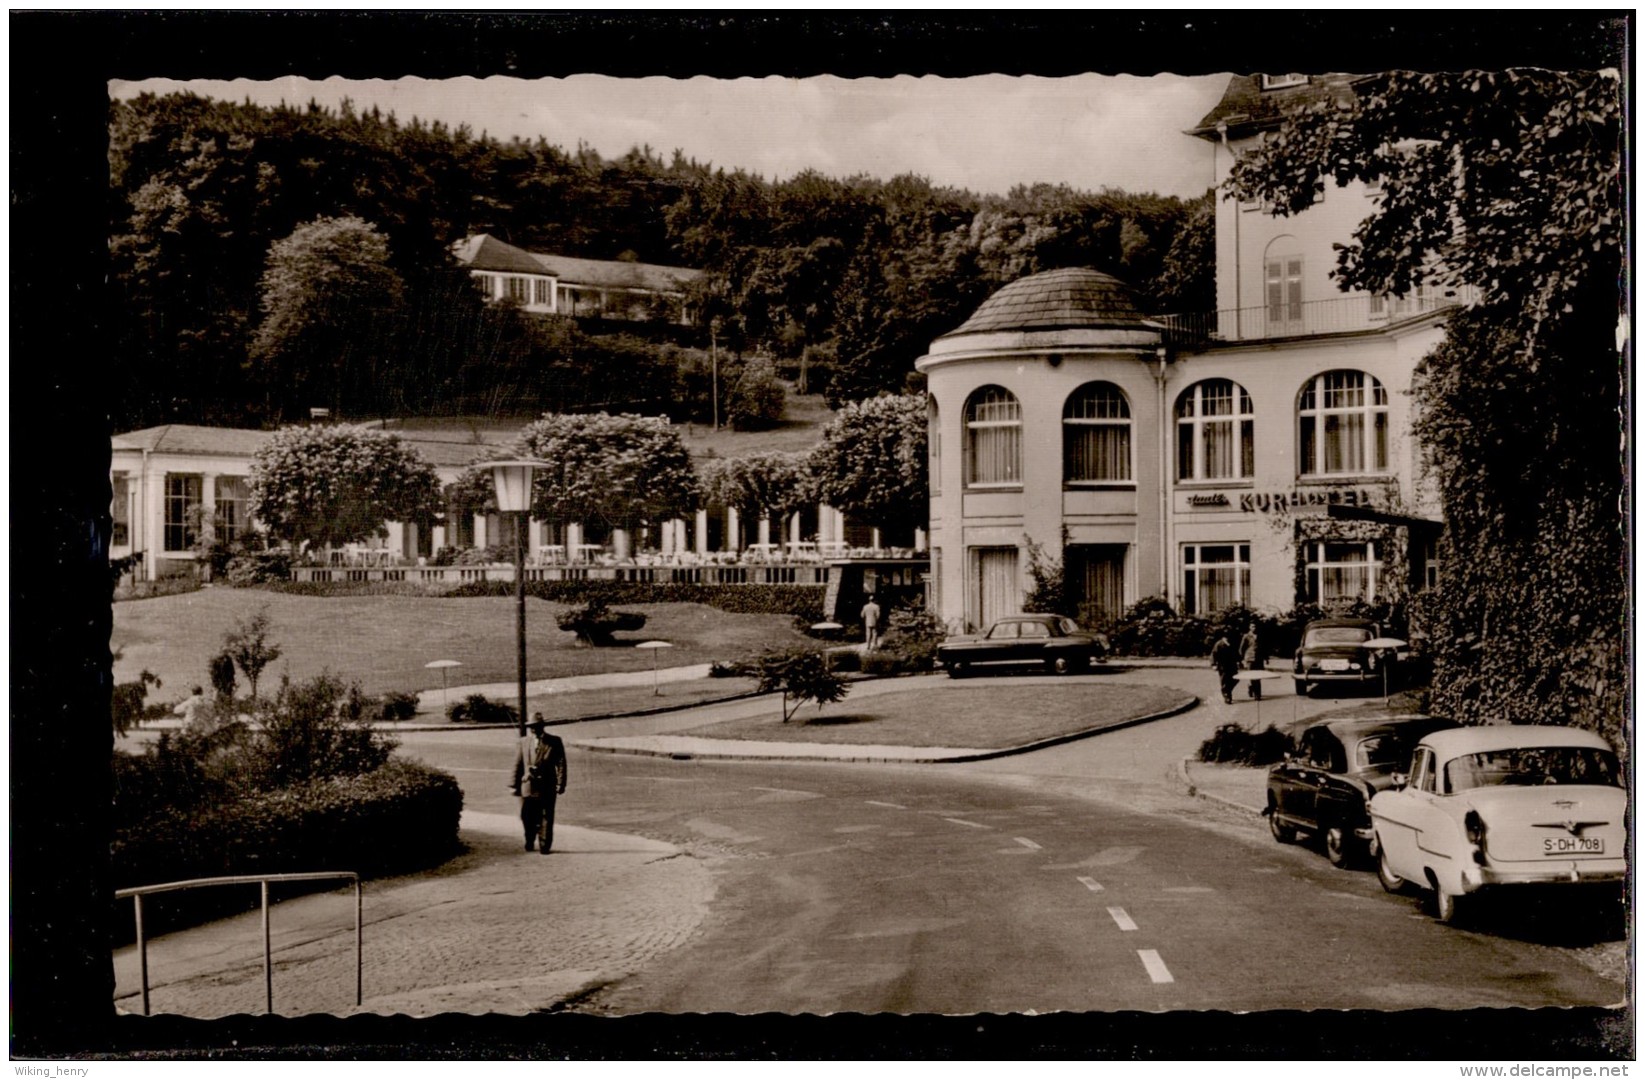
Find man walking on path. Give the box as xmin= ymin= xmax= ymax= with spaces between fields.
xmin=1239 ymin=624 xmax=1265 ymax=700
xmin=861 ymin=594 xmax=882 ymax=652
xmin=512 ymin=714 xmax=569 ymax=853
xmin=1210 ymin=634 xmax=1239 ymax=705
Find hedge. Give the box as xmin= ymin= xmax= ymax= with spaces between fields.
xmin=110 ymin=759 xmax=463 ymax=940
xmin=256 ymin=579 xmax=826 ymax=619
xmin=449 ymin=579 xmax=826 ymax=620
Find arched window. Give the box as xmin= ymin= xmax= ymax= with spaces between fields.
xmin=1298 ymin=370 xmax=1388 ymax=476
xmin=1176 ymin=379 xmax=1254 ymax=481
xmin=1063 ymin=383 xmax=1132 ymax=484
xmin=965 ymin=386 xmax=1022 ymax=487
xmin=928 ymin=397 xmax=941 ymax=496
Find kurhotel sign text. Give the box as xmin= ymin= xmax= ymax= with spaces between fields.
xmin=1173 ymin=487 xmax=1381 ymax=515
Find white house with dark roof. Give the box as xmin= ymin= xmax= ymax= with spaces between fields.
xmin=916 ymin=73 xmax=1459 ymax=632
xmin=452 ymin=234 xmax=702 ymax=325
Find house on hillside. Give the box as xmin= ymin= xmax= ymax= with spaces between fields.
xmin=452 ymin=234 xmax=702 ymax=325
xmin=917 ymin=73 xmax=1460 ymax=632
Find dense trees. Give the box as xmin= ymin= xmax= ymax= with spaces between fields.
xmin=808 ymin=394 xmax=929 ymax=540
xmin=1226 ymin=70 xmax=1623 ymax=742
xmin=700 ymin=452 xmax=815 ymax=527
xmin=248 ymin=425 xmax=444 ymax=550
xmin=110 ymin=91 xmax=1215 ymax=429
xmin=511 ymin=412 xmax=702 ymax=530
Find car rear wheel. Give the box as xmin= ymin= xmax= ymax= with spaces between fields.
xmin=1267 ymin=801 xmax=1297 ymax=844
xmin=946 ymin=660 xmax=967 ymax=679
xmin=1432 ymin=885 xmax=1466 ymax=925
xmin=1376 ymin=846 xmax=1408 ymax=893
xmin=1049 ymin=655 xmax=1084 ymax=676
xmin=1323 ymin=824 xmax=1355 ymax=868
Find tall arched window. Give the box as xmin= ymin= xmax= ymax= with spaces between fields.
xmin=1176 ymin=379 xmax=1254 ymax=481
xmin=1063 ymin=383 xmax=1132 ymax=483
xmin=1299 ymin=369 xmax=1388 ymax=476
xmin=965 ymin=386 xmax=1022 ymax=486
xmin=928 ymin=397 xmax=941 ymax=495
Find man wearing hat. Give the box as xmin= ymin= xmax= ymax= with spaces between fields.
xmin=512 ymin=713 xmax=568 ymax=853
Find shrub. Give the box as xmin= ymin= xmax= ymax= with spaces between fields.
xmin=875 ymin=599 xmax=947 ymax=672
xmin=1108 ymin=596 xmax=1211 ymax=657
xmin=724 ymin=356 xmax=787 ymax=431
xmin=224 ymin=607 xmax=282 ymax=701
xmin=448 ymin=693 xmax=519 ymax=726
xmin=111 ymin=759 xmax=463 ymax=940
xmin=455 ymin=545 xmax=506 ymax=566
xmin=111 ymin=669 xmax=163 ymax=737
xmin=222 ymin=550 xmax=292 ymax=586
xmin=255 ymin=673 xmax=398 ymax=788
xmin=556 ymin=598 xmax=647 ymax=646
xmin=1198 ymin=723 xmax=1290 ymax=766
xmin=376 ymin=690 xmax=419 ymax=722
xmin=746 ymin=647 xmax=849 ymax=722
xmin=208 ymin=651 xmax=237 ymax=699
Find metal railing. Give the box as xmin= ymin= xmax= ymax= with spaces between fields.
xmin=115 ymin=871 xmax=361 ymax=1016
xmin=1157 ymin=288 xmax=1476 ymax=348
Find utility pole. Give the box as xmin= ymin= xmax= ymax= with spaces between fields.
xmin=710 ymin=319 xmax=720 ymax=432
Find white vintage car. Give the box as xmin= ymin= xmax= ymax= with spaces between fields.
xmin=1368 ymin=725 xmax=1626 ymax=923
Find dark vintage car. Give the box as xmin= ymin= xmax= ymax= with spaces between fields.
xmin=1292 ymin=617 xmax=1391 ymax=696
xmin=937 ymin=614 xmax=1109 ymax=678
xmin=1266 ymin=715 xmax=1458 ymax=867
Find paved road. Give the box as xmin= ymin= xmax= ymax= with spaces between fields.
xmin=113 ymin=670 xmax=1626 ymax=1017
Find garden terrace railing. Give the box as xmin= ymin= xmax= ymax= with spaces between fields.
xmin=290 ymin=564 xmax=833 ymax=586
xmin=116 ymin=871 xmax=361 ymax=1016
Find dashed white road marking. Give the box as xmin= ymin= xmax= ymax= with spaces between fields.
xmin=1138 ymin=950 xmax=1175 ymax=984
xmin=1107 ymin=907 xmax=1138 ymax=932
xmin=1012 ymin=837 xmax=1041 ymax=850
xmin=1162 ymin=886 xmax=1215 ymax=894
xmin=865 ymin=800 xmax=906 ymax=810
xmin=943 ymin=817 xmax=991 ymax=830
xmin=1076 ymin=877 xmax=1105 ymax=892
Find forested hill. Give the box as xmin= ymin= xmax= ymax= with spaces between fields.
xmin=109 ymin=91 xmax=1213 ymax=429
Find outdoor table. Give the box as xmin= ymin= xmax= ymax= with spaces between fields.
xmin=537 ymin=544 xmax=565 ymax=565
xmin=573 ymin=544 xmax=604 ymax=563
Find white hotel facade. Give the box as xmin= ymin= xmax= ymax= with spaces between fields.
xmin=918 ymin=74 xmax=1456 ymax=632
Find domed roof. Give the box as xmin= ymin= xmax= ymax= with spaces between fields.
xmin=941 ymin=267 xmax=1150 ymax=337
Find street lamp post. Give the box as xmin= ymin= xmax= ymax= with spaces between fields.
xmin=482 ymin=460 xmax=548 ymax=737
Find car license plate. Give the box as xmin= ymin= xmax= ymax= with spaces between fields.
xmin=1319 ymin=658 xmax=1349 ymax=672
xmin=1543 ymin=837 xmax=1604 ymax=855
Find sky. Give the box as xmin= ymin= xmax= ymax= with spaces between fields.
xmin=108 ymin=73 xmax=1231 ymax=200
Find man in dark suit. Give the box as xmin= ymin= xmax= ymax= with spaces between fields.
xmin=512 ymin=714 xmax=569 ymax=853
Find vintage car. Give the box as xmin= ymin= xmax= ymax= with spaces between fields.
xmin=937 ymin=614 xmax=1109 ymax=677
xmin=1369 ymin=725 xmax=1627 ymax=924
xmin=1266 ymin=715 xmax=1457 ymax=867
xmin=1292 ymin=617 xmax=1389 ymax=697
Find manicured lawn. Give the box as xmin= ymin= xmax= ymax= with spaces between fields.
xmin=525 ymin=677 xmax=759 ymax=723
xmin=678 ymin=679 xmax=1194 ymax=749
xmin=112 ymin=588 xmax=810 ymax=701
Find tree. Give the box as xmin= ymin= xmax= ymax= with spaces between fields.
xmin=224 ymin=608 xmax=282 ymax=702
xmin=809 ymin=394 xmax=929 ymax=539
xmin=511 ymin=412 xmax=701 ymax=530
xmin=251 ymin=215 xmax=406 ymax=419
xmin=748 ymin=648 xmax=850 ymax=723
xmin=700 ymin=452 xmax=815 ymax=527
xmin=111 ymin=669 xmax=162 ymax=737
xmin=249 ymin=424 xmax=443 ymax=551
xmin=1225 ymin=70 xmax=1623 ymax=741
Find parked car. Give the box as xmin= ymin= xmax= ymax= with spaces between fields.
xmin=937 ymin=614 xmax=1108 ymax=677
xmin=1369 ymin=725 xmax=1627 ymax=924
xmin=1292 ymin=618 xmax=1391 ymax=697
xmin=1265 ymin=715 xmax=1457 ymax=867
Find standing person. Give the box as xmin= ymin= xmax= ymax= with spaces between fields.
xmin=1210 ymin=634 xmax=1239 ymax=705
xmin=1239 ymin=624 xmax=1265 ymax=700
xmin=860 ymin=594 xmax=882 ymax=652
xmin=511 ymin=714 xmax=568 ymax=854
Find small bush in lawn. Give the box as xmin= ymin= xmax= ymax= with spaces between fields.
xmin=255 ymin=673 xmax=398 ymax=787
xmin=824 ymin=647 xmax=861 ymax=673
xmin=747 ymin=647 xmax=849 ymax=723
xmin=448 ymin=693 xmax=519 ymax=726
xmin=1198 ymin=723 xmax=1290 ymax=766
xmin=556 ymin=598 xmax=647 ymax=646
xmin=860 ymin=652 xmax=906 ymax=677
xmin=873 ymin=599 xmax=947 ymax=673
xmin=377 ymin=690 xmax=419 ymax=722
xmin=709 ymin=659 xmax=753 ymax=679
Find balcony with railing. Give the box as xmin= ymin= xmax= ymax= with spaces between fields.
xmin=1156 ymin=287 xmax=1476 ymax=349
